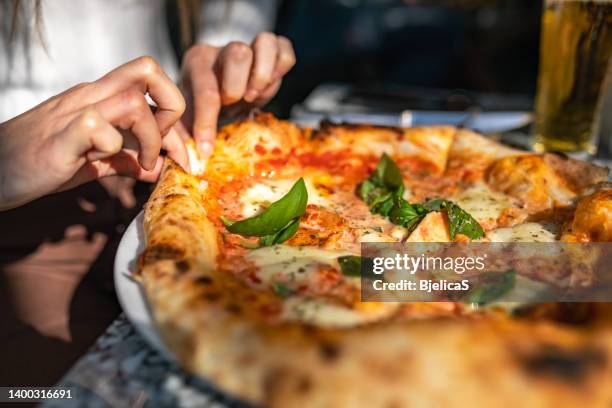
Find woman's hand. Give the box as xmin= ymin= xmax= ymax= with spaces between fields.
xmin=0 ymin=56 xmax=187 ymax=210
xmin=181 ymin=32 xmax=296 ymax=154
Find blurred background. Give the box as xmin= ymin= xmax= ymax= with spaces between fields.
xmin=271 ymin=0 xmax=541 ymax=116
xmin=169 ymin=0 xmax=542 ymax=116
xmin=167 ymin=0 xmax=611 ymax=154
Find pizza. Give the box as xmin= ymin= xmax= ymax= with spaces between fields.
xmin=137 ymin=112 xmax=612 ymax=407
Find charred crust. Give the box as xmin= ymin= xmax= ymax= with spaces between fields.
xmin=296 ymin=374 xmax=313 ymax=394
xmin=194 ymin=275 xmax=213 ymax=285
xmin=225 ymin=303 xmax=242 ymax=314
xmin=142 ymin=245 xmax=185 ymax=264
xmin=204 ymin=292 xmax=221 ymax=302
xmin=519 ymin=344 xmax=607 ymax=382
xmin=318 ymin=342 xmax=341 ymax=362
xmin=161 ymin=193 xmax=183 ymax=201
xmin=174 ymin=260 xmax=190 ymax=273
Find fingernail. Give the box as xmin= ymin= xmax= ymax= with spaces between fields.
xmin=87 ymin=151 xmax=109 ymax=161
xmin=244 ymin=89 xmax=258 ymax=102
xmin=139 ymin=156 xmax=157 ymax=171
xmin=198 ymin=140 xmax=214 ymax=156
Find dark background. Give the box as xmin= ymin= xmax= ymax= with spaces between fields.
xmin=168 ymin=0 xmax=543 ymax=117
xmin=271 ymin=0 xmax=541 ymax=115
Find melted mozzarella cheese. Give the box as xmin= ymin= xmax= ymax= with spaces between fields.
xmin=359 ymin=226 xmax=407 ymax=243
xmin=186 ymin=141 xmax=206 ymax=175
xmin=487 ymin=222 xmax=558 ymax=242
xmin=246 ymin=245 xmax=400 ymax=327
xmin=450 ymin=183 xmax=512 ymax=224
xmin=240 ymin=178 xmax=329 ymax=217
xmin=245 ymin=245 xmax=353 ymax=284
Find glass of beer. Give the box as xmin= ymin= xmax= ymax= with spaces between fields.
xmin=533 ymin=0 xmax=612 ymax=156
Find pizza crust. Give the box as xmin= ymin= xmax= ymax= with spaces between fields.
xmin=138 ymin=114 xmax=612 ymax=407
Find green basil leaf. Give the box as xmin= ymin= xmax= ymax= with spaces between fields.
xmin=423 ymin=199 xmax=484 ymax=240
xmin=259 ymin=218 xmax=301 ymax=247
xmin=358 ymin=180 xmax=378 ymax=204
xmin=259 ymin=234 xmax=276 ymax=247
xmin=368 ymin=191 xmax=393 ymax=211
xmin=445 ymin=201 xmax=485 ymax=240
xmin=390 ymin=206 xmax=426 ymax=232
xmin=358 ymin=154 xmax=404 ymax=208
xmin=357 ymin=155 xmax=483 ymax=241
xmin=462 ymin=270 xmax=516 ymax=306
xmin=376 ymin=197 xmax=396 ymax=217
xmin=423 ymin=198 xmax=446 ymax=212
xmin=272 ymin=282 xmax=294 ymax=297
xmin=223 ymin=178 xmax=308 ymax=237
xmin=338 ymin=255 xmax=377 ymax=279
xmin=372 ymin=153 xmax=404 ymax=189
xmin=389 ymin=204 xmax=416 ymax=224
xmin=220 ymin=216 xmax=235 ymax=227
xmin=338 ymin=255 xmax=361 ymax=277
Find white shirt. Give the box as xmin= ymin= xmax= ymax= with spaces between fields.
xmin=0 ymin=0 xmax=277 ymax=122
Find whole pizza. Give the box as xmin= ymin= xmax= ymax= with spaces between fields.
xmin=137 ymin=112 xmax=612 ymax=407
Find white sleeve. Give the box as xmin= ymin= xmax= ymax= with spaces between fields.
xmin=196 ymin=0 xmax=279 ymax=47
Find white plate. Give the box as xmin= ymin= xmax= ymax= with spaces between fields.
xmin=113 ymin=211 xmax=174 ymax=359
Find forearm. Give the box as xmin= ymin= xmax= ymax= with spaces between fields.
xmin=197 ymin=0 xmax=279 ymax=46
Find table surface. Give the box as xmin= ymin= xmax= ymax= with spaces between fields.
xmin=43 ymin=314 xmax=249 ymax=408
xmin=44 ymin=129 xmax=612 ymax=407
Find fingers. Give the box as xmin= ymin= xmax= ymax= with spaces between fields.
xmin=273 ymin=36 xmax=296 ymax=80
xmin=186 ymin=45 xmax=222 ymax=151
xmin=185 ymin=34 xmax=295 ymax=151
xmin=245 ymin=33 xmax=278 ymax=102
xmin=254 ymin=79 xmax=282 ymax=106
xmin=59 ymin=151 xmax=164 ymax=192
xmin=162 ymin=126 xmax=190 ymax=170
xmin=87 ymin=90 xmax=189 ymax=172
xmin=216 ymin=42 xmax=254 ymax=105
xmin=58 ymin=109 xmax=124 ymax=164
xmin=94 ymin=89 xmax=162 ymax=170
xmin=93 ymin=56 xmax=186 ymax=134
xmin=53 ymin=109 xmax=164 ymax=190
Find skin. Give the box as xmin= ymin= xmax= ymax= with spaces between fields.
xmin=181 ymin=32 xmax=296 ymax=155
xmin=0 ymin=56 xmax=187 ymax=210
xmin=0 ymin=34 xmax=296 ymax=210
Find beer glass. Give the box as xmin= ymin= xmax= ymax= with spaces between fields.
xmin=533 ymin=0 xmax=612 ymax=156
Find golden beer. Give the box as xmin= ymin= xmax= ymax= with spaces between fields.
xmin=533 ymin=0 xmax=612 ymax=155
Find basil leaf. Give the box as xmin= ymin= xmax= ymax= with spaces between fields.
xmin=423 ymin=199 xmax=484 ymax=240
xmin=220 ymin=216 xmax=235 ymax=227
xmin=357 ymin=154 xmax=484 ymax=241
xmin=259 ymin=218 xmax=300 ymax=247
xmin=223 ymin=178 xmax=308 ymax=237
xmin=423 ymin=198 xmax=445 ymax=212
xmin=338 ymin=255 xmax=361 ymax=277
xmin=272 ymin=282 xmax=294 ymax=297
xmin=376 ymin=197 xmax=396 ymax=217
xmin=462 ymin=270 xmax=516 ymax=306
xmin=358 ymin=180 xmax=378 ymax=204
xmin=372 ymin=153 xmax=404 ymax=189
xmin=445 ymin=201 xmax=484 ymax=240
xmin=390 ymin=207 xmax=426 ymax=234
xmin=338 ymin=255 xmax=376 ymax=279
xmin=358 ymin=154 xmax=404 ymax=207
xmin=368 ymin=191 xmax=393 ymax=211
